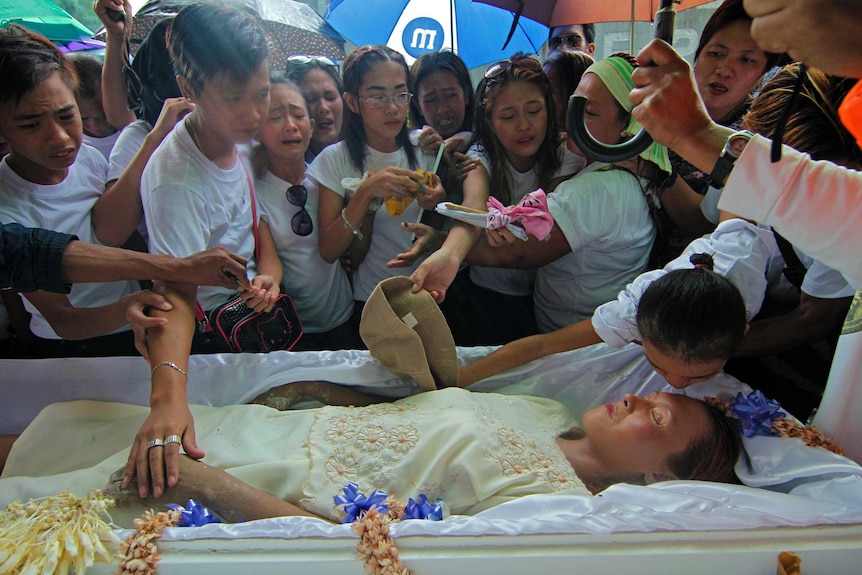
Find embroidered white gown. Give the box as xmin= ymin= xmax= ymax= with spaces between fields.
xmin=0 ymin=388 xmax=587 ymax=524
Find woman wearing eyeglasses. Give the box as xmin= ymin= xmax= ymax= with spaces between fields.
xmin=252 ymin=73 xmax=361 ymax=351
xmin=285 ymin=55 xmax=345 ymax=162
xmin=308 ymin=45 xmax=445 ymax=321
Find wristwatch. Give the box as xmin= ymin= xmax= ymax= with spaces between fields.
xmin=709 ymin=130 xmax=753 ymax=189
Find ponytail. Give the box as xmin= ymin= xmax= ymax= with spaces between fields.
xmin=636 ymin=254 xmax=747 ymax=362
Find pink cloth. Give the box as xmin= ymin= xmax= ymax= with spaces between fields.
xmin=486 ymin=189 xmax=555 ymax=240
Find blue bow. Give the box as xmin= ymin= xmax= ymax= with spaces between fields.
xmin=165 ymin=499 xmax=222 ymax=527
xmin=403 ymin=494 xmax=444 ymax=521
xmin=333 ymin=483 xmax=389 ymax=523
xmin=729 ymin=390 xmax=786 ymax=437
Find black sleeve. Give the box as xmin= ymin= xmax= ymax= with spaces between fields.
xmin=0 ymin=222 xmax=77 ymax=293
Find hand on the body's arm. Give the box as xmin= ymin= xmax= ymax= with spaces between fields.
xmin=128 ymin=395 xmax=200 ymax=499
xmin=630 ymin=40 xmax=732 ymax=174
xmin=744 ymin=0 xmax=862 ymax=78
xmin=123 ymin=282 xmax=202 ymax=499
xmin=386 ymin=222 xmax=445 ymax=268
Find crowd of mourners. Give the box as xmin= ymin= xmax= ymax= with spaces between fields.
xmin=1 ymin=0 xmax=856 ymax=421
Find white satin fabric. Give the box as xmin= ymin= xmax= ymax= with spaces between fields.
xmin=2 ymin=343 xmax=862 ymax=540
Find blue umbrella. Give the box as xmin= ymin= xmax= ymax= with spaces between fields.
xmin=325 ymin=0 xmax=548 ymax=69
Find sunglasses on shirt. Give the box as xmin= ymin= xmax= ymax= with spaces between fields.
xmin=287 ymin=185 xmax=313 ymax=237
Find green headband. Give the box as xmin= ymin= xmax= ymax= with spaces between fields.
xmin=583 ymin=57 xmax=672 ymax=174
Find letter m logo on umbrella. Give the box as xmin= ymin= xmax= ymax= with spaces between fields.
xmin=325 ymin=0 xmax=548 ymax=68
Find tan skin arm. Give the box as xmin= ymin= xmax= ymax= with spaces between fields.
xmin=735 ymin=293 xmax=853 ymax=357
xmin=465 ymin=221 xmax=570 ymax=269
xmin=318 ymin=167 xmax=430 ymax=263
xmin=400 ymin=164 xmax=489 ymax=300
xmin=22 ymin=289 xmax=172 ymax=340
xmin=179 ymin=457 xmax=321 ymax=522
xmin=123 ymin=281 xmax=202 ymax=499
xmin=60 ymin=241 xmax=251 ymax=290
xmin=458 ymin=317 xmax=601 ymax=387
xmin=93 ymin=0 xmax=138 ymax=130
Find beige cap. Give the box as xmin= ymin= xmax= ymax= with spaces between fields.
xmin=360 ymin=277 xmax=458 ymax=390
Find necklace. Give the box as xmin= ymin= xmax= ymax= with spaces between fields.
xmin=186 ymin=117 xmax=204 ymax=154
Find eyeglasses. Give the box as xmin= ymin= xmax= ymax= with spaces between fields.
xmin=483 ymin=57 xmax=543 ymax=80
xmin=286 ymin=185 xmax=313 ymax=236
xmin=358 ymin=92 xmax=413 ymax=109
xmin=549 ymin=34 xmax=585 ymax=51
xmin=287 ymin=55 xmax=339 ymax=69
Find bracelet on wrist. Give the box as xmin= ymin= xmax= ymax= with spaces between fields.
xmin=151 ymin=361 xmax=188 ymax=377
xmin=341 ymin=208 xmax=364 ymax=240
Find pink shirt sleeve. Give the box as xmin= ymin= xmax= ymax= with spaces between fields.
xmin=718 ymin=135 xmax=862 ymax=289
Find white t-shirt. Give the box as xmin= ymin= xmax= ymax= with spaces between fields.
xmin=0 ymin=145 xmax=138 ymax=338
xmin=467 ymin=144 xmax=585 ymax=296
xmin=107 ymin=120 xmax=151 ymax=183
xmin=797 ymin=250 xmax=856 ymax=299
xmin=82 ymin=132 xmax=121 ymax=162
xmin=307 ymin=141 xmax=434 ymax=302
xmin=592 ymin=219 xmax=780 ymax=348
xmin=536 ymin=162 xmax=656 ymax=332
xmin=141 ymin=119 xmax=257 ymax=312
xmin=255 ymin=171 xmax=353 ymax=333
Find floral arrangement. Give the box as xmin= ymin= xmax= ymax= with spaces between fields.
xmin=116 ymin=507 xmax=181 ymax=575
xmin=708 ymin=390 xmax=844 ymax=455
xmin=0 ymin=489 xmax=120 ymax=575
xmin=334 ymin=483 xmax=445 ymax=575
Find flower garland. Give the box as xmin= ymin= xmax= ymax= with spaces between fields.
xmin=706 ymin=390 xmax=844 ymax=455
xmin=0 ymin=489 xmax=120 ymax=575
xmin=334 ymin=483 xmax=445 ymax=575
xmin=116 ymin=508 xmax=181 ymax=575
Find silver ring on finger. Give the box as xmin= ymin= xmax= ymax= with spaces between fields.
xmin=164 ymin=434 xmax=181 ymax=446
xmin=147 ymin=438 xmax=165 ymax=449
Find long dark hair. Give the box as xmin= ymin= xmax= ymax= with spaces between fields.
xmin=636 ymin=253 xmax=747 ymax=362
xmin=409 ymin=50 xmax=475 ymax=133
xmin=341 ymin=45 xmax=418 ymax=173
xmin=474 ymin=53 xmax=561 ymax=205
xmin=666 ymin=398 xmax=741 ymax=485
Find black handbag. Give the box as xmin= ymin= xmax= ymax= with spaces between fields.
xmin=202 ymin=293 xmax=302 ymax=353
xmin=194 ymin=161 xmax=302 ymax=352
